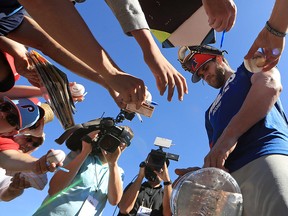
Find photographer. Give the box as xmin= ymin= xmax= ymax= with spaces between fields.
xmin=33 ymin=126 xmax=134 ymax=216
xmin=118 ymin=160 xmax=172 ymax=216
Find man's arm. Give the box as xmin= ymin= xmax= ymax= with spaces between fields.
xmin=204 ymin=67 xmax=282 ymax=169
xmin=105 ymin=0 xmax=188 ymax=101
xmin=156 ymin=163 xmax=172 ymax=216
xmin=245 ymin=0 xmax=288 ymax=71
xmin=19 ymin=0 xmax=145 ymax=107
xmin=118 ymin=167 xmax=145 ymax=214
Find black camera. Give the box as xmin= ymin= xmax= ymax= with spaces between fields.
xmin=143 ymin=137 xmax=179 ymax=181
xmin=146 ymin=148 xmax=179 ymax=172
xmin=55 ymin=110 xmax=134 ymax=154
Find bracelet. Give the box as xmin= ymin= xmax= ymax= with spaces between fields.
xmin=265 ymin=21 xmax=286 ymax=37
xmin=81 ymin=135 xmax=93 ymax=144
xmin=163 ymin=180 xmax=172 ymax=186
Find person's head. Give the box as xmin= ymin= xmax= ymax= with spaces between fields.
xmin=13 ymin=134 xmax=44 ymax=154
xmin=20 ymin=102 xmax=54 ymax=137
xmin=0 ymin=97 xmax=41 ymax=136
xmin=178 ymin=45 xmax=229 ymax=88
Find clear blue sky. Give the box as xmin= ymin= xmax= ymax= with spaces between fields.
xmin=1 ymin=1 xmax=288 ymax=215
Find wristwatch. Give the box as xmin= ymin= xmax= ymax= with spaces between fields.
xmin=163 ymin=180 xmax=172 ymax=186
xmin=81 ymin=135 xmax=93 ymax=144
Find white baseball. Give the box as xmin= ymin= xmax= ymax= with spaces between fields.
xmin=70 ymin=83 xmax=85 ymax=97
xmin=46 ymin=149 xmax=66 ymax=164
xmin=244 ymin=54 xmax=266 ymax=73
xmin=145 ymin=90 xmax=152 ymax=103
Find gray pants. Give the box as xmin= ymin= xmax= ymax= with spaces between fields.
xmin=231 ymin=155 xmax=288 ymax=216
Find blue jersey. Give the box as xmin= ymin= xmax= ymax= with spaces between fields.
xmin=205 ymin=63 xmax=288 ymax=172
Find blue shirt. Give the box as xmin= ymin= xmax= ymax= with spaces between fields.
xmin=205 ymin=64 xmax=288 ymax=172
xmin=33 ymin=152 xmax=124 ymax=216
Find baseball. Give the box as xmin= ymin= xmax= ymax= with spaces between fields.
xmin=70 ymin=83 xmax=85 ymax=97
xmin=145 ymin=89 xmax=152 ymax=103
xmin=46 ymin=149 xmax=66 ymax=164
xmin=244 ymin=52 xmax=266 ymax=73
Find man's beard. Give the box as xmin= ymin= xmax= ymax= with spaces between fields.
xmin=211 ymin=67 xmax=226 ymax=89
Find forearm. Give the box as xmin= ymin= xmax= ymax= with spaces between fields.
xmin=48 ymin=151 xmax=89 ymax=195
xmin=105 ymin=0 xmax=149 ymax=35
xmin=162 ymin=184 xmax=172 ymax=216
xmin=19 ymin=0 xmax=119 ymax=80
xmin=0 ymin=150 xmax=37 ymax=172
xmin=0 ymin=186 xmax=23 ymax=202
xmin=268 ymin=0 xmax=288 ymax=33
xmin=107 ymin=162 xmax=123 ymax=206
xmin=0 ymin=85 xmax=42 ymax=99
xmin=131 ymin=29 xmax=160 ymax=55
xmin=118 ymin=176 xmax=143 ymax=213
xmin=0 ymin=37 xmax=27 ymax=55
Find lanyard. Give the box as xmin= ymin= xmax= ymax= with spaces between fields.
xmin=141 ymin=186 xmax=161 ymax=209
xmin=94 ymin=160 xmax=108 ymax=192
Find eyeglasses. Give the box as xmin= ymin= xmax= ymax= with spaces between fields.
xmin=0 ymin=103 xmax=19 ymax=129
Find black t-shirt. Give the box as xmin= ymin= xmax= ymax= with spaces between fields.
xmin=118 ymin=181 xmax=164 ymax=216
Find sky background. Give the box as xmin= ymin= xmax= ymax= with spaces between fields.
xmin=1 ymin=1 xmax=288 ymax=215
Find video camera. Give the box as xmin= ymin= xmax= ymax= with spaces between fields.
xmin=143 ymin=137 xmax=179 ymax=181
xmin=55 ymin=110 xmax=135 ymax=154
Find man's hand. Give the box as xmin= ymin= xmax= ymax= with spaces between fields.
xmin=144 ymin=47 xmax=188 ymax=101
xmin=202 ymin=0 xmax=237 ymax=32
xmin=155 ymin=163 xmax=170 ymax=182
xmin=245 ymin=27 xmax=285 ymax=72
xmin=107 ymin=72 xmax=146 ymax=109
xmin=9 ymin=172 xmax=31 ymax=192
xmin=33 ymin=149 xmax=63 ymax=174
xmin=102 ymin=143 xmax=126 ymax=165
xmin=203 ymin=135 xmax=238 ymax=172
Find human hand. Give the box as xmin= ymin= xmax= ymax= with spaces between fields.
xmin=144 ymin=48 xmax=188 ymax=101
xmin=81 ymin=131 xmax=100 ymax=155
xmin=13 ymin=52 xmax=41 ymax=87
xmin=173 ymin=167 xmax=201 ymax=187
xmin=33 ymin=149 xmax=63 ymax=174
xmin=203 ymin=136 xmax=238 ymax=172
xmin=102 ymin=143 xmax=125 ymax=165
xmin=155 ymin=163 xmax=170 ymax=182
xmin=107 ymin=72 xmax=145 ymax=109
xmin=138 ymin=162 xmax=146 ymax=179
xmin=69 ymin=82 xmax=86 ymax=103
xmin=245 ymin=27 xmax=285 ymax=72
xmin=107 ymin=87 xmax=127 ymax=109
xmin=9 ymin=172 xmax=31 ymax=192
xmin=202 ymin=0 xmax=237 ymax=32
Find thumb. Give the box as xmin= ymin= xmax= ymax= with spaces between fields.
xmin=245 ymin=42 xmax=259 ymax=60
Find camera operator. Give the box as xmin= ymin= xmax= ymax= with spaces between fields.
xmin=118 ymin=160 xmax=172 ymax=216
xmin=33 ymin=126 xmax=134 ymax=216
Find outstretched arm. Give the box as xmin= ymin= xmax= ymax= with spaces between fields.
xmin=245 ymin=0 xmax=288 ymax=71
xmin=18 ymin=0 xmax=146 ymax=107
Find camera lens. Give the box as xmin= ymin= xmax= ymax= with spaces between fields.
xmin=98 ymin=134 xmax=120 ymax=153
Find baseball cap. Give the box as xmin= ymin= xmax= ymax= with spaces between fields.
xmin=3 ymin=96 xmax=40 ymax=130
xmin=178 ymin=45 xmax=226 ymax=83
xmin=0 ymin=52 xmax=20 ymax=92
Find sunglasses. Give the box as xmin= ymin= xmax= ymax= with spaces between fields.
xmin=0 ymin=103 xmax=20 ymax=129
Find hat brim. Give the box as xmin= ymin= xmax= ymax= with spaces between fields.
xmin=3 ymin=96 xmax=22 ymax=129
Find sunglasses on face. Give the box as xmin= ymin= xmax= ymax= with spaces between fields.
xmin=0 ymin=103 xmax=19 ymax=129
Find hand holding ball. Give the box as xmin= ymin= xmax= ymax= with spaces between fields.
xmin=244 ymin=51 xmax=266 ymax=73
xmin=46 ymin=149 xmax=66 ymax=164
xmin=70 ymin=83 xmax=85 ymax=97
